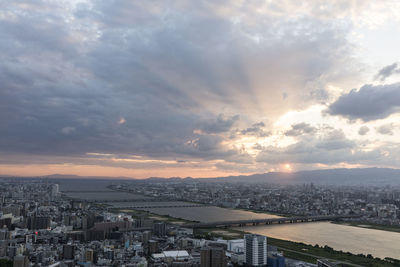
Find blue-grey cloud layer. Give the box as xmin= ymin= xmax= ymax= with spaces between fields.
xmin=375 ymin=62 xmax=400 ymax=81
xmin=2 ymin=0 xmax=399 ymax=171
xmin=328 ymin=83 xmax=400 ymax=121
xmin=0 ymin=1 xmax=352 ymax=160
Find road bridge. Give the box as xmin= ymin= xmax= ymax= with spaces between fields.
xmin=62 ymin=190 xmax=115 ymax=193
xmin=110 ymin=204 xmax=210 ymax=209
xmin=182 ymin=215 xmax=359 ymax=228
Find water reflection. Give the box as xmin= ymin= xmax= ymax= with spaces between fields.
xmin=237 ymin=222 xmax=400 ymax=259
xmin=145 ymin=207 xmax=280 ymax=222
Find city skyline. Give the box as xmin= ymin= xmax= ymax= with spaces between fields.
xmin=2 ymin=1 xmax=400 ymax=178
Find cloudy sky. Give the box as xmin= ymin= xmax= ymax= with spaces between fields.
xmin=1 ymin=0 xmax=400 ymax=178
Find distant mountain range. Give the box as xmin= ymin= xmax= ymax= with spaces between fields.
xmin=1 ymin=168 xmax=400 ymax=186
xmin=205 ymin=168 xmax=400 ymax=185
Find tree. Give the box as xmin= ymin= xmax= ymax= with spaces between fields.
xmin=0 ymin=259 xmax=12 ymax=267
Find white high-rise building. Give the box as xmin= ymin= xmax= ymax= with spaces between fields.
xmin=244 ymin=234 xmax=267 ymax=266
xmin=51 ymin=184 xmax=59 ymax=197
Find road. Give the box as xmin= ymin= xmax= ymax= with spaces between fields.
xmin=278 ymin=247 xmax=364 ymax=267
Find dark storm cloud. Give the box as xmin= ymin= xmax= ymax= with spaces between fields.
xmin=375 ymin=62 xmax=400 ymax=81
xmin=0 ymin=0 xmax=356 ymax=167
xmin=328 ymin=83 xmax=400 ymax=121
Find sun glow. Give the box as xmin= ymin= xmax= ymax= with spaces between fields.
xmin=284 ymin=163 xmax=292 ymax=172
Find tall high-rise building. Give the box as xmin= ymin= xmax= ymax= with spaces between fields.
xmin=141 ymin=230 xmax=152 ymax=244
xmin=51 ymin=184 xmax=59 ymax=198
xmin=153 ymin=222 xmax=166 ymax=237
xmin=27 ymin=216 xmax=50 ymax=230
xmin=84 ymin=249 xmax=94 ymax=262
xmin=63 ymin=244 xmax=75 ymax=260
xmin=244 ymin=234 xmax=267 ymax=266
xmin=148 ymin=240 xmax=159 ymax=254
xmin=0 ymin=228 xmax=10 ymax=240
xmin=200 ymin=247 xmax=227 ymax=267
xmin=13 ymin=255 xmax=29 ymax=267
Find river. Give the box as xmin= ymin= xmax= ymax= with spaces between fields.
xmin=144 ymin=206 xmax=280 ymax=222
xmin=64 ymin=186 xmax=400 ymax=260
xmin=237 ymin=222 xmax=400 ymax=260
xmin=144 ymin=206 xmax=400 ymax=260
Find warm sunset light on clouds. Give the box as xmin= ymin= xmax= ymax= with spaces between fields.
xmin=1 ymin=1 xmax=400 ymax=178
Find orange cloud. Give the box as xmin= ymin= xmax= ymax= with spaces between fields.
xmin=0 ymin=163 xmax=243 ymax=179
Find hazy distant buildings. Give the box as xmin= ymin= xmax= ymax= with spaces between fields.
xmin=51 ymin=184 xmax=59 ymax=198
xmin=244 ymin=234 xmax=267 ymax=266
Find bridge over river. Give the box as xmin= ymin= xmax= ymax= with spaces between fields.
xmin=182 ymin=214 xmax=359 ymax=228
xmin=110 ymin=204 xmax=210 ymax=209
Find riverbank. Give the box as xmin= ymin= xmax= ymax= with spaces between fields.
xmin=265 ymin=236 xmax=399 ymax=267
xmin=193 ymin=227 xmax=399 ymax=266
xmin=111 ymin=207 xmax=197 ymax=224
xmin=235 ymin=207 xmax=290 ymax=217
xmin=333 ymin=221 xmax=400 ymax=233
xmin=113 ymin=207 xmax=399 ymax=266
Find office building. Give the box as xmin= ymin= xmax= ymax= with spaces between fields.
xmin=153 ymin=222 xmax=166 ymax=237
xmin=85 ymin=249 xmax=94 ymax=262
xmin=267 ymin=252 xmax=285 ymax=267
xmin=142 ymin=230 xmax=152 ymax=244
xmin=63 ymin=244 xmax=75 ymax=260
xmin=227 ymin=239 xmax=244 ymax=253
xmin=244 ymin=234 xmax=267 ymax=266
xmin=200 ymin=246 xmax=227 ymax=267
xmin=27 ymin=216 xmax=50 ymax=230
xmin=148 ymin=240 xmax=159 ymax=254
xmin=13 ymin=255 xmax=29 ymax=267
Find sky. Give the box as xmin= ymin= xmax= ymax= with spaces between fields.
xmin=1 ymin=0 xmax=400 ymax=178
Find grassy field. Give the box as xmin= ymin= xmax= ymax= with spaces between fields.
xmin=111 ymin=207 xmax=195 ymax=224
xmin=193 ymin=227 xmax=244 ymax=240
xmin=278 ymin=249 xmax=319 ymax=263
xmin=266 ymin=237 xmax=399 ymax=267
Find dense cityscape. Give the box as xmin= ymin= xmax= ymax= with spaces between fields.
xmin=0 ymin=178 xmax=399 ymax=267
xmin=114 ymin=181 xmax=400 ymax=226
xmin=0 ymin=179 xmax=286 ymax=267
